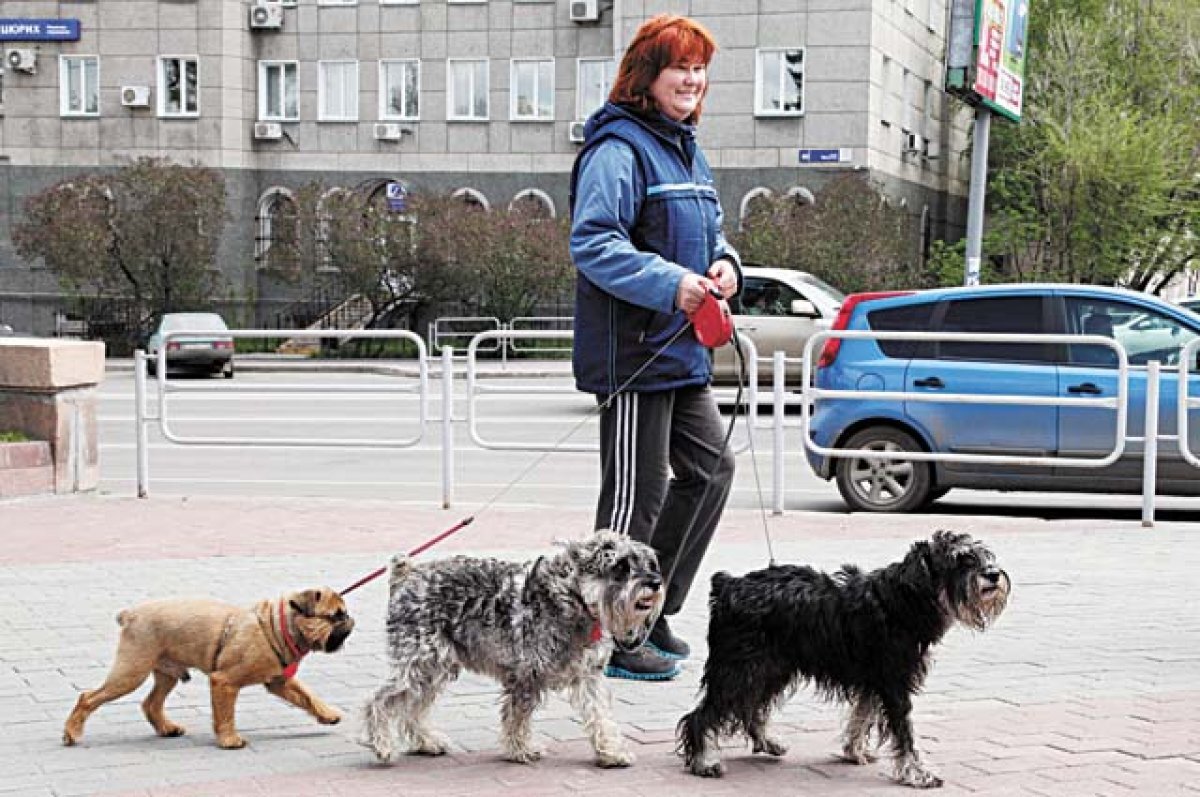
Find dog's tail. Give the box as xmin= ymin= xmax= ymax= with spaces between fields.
xmin=388 ymin=554 xmax=414 ymax=592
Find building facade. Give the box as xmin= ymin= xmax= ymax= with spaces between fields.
xmin=0 ymin=0 xmax=974 ymax=334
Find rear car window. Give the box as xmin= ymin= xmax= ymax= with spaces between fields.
xmin=938 ymin=296 xmax=1052 ymax=363
xmin=867 ymin=302 xmax=937 ymax=358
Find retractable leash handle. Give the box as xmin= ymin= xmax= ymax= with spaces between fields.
xmin=688 ymin=287 xmax=734 ymax=348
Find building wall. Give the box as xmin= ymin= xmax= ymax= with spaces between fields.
xmin=0 ymin=0 xmax=974 ymax=335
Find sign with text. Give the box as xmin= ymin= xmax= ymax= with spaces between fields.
xmin=971 ymin=0 xmax=1028 ymax=121
xmin=798 ymin=148 xmax=852 ymax=165
xmin=385 ymin=181 xmax=408 ymax=213
xmin=0 ymin=18 xmax=80 ymax=42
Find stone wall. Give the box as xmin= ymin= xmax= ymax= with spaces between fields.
xmin=0 ymin=338 xmax=104 ymax=495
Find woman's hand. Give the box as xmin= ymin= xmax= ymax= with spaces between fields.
xmin=707 ymin=258 xmax=738 ymax=298
xmin=675 ymin=272 xmax=711 ymax=314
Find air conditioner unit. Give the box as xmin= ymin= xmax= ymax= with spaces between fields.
xmin=249 ymin=0 xmax=284 ymax=30
xmin=5 ymin=48 xmax=37 ymax=75
xmin=121 ymin=86 xmax=151 ymax=108
xmin=902 ymin=131 xmax=922 ymax=155
xmin=253 ymin=121 xmax=283 ymax=140
xmin=568 ymin=121 xmax=586 ymax=143
xmin=374 ymin=123 xmax=403 ymax=141
xmin=569 ymin=0 xmax=600 ymax=23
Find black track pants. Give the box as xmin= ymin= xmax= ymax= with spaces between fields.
xmin=594 ymin=385 xmax=735 ymax=616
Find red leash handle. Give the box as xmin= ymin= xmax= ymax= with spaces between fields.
xmin=340 ymin=516 xmax=475 ymax=596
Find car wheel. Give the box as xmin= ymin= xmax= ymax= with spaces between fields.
xmin=223 ymin=361 xmax=234 ymax=379
xmin=834 ymin=427 xmax=932 ymax=513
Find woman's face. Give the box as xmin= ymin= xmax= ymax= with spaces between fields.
xmin=649 ymin=60 xmax=707 ymax=122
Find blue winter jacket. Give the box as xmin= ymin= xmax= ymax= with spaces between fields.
xmin=569 ymin=102 xmax=741 ymax=395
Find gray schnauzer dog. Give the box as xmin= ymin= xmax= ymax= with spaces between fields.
xmin=678 ymin=530 xmax=1010 ymax=789
xmin=361 ymin=530 xmax=664 ymax=767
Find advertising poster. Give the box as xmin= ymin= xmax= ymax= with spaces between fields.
xmin=972 ymin=0 xmax=1029 ymax=121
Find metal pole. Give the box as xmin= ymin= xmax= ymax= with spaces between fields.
xmin=1141 ymin=360 xmax=1160 ymax=527
xmin=772 ymin=350 xmax=786 ymax=515
xmin=442 ymin=346 xmax=454 ymax=509
xmin=964 ymin=108 xmax=992 ymax=286
xmin=134 ymin=349 xmax=149 ymax=498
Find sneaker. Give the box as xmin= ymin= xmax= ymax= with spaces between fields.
xmin=646 ymin=616 xmax=690 ymax=660
xmin=605 ymin=646 xmax=680 ymax=681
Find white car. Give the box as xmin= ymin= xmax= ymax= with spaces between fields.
xmin=145 ymin=312 xmax=235 ymax=378
xmin=711 ymin=265 xmax=845 ymax=386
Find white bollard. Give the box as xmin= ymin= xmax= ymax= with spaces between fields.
xmin=1141 ymin=360 xmax=1160 ymax=527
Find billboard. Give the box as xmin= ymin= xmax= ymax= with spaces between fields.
xmin=945 ymin=0 xmax=1029 ymax=122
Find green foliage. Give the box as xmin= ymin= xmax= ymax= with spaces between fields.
xmin=12 ymin=158 xmax=229 ymax=329
xmin=0 ymin=431 xmax=30 ymax=443
xmin=728 ymin=175 xmax=930 ymax=293
xmin=986 ymin=0 xmax=1199 ymax=290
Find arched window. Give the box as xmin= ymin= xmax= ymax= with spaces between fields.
xmin=316 ymin=187 xmax=350 ymax=271
xmin=786 ymin=186 xmax=815 ymax=206
xmin=508 ymin=188 xmax=555 ymax=219
xmin=738 ymin=187 xmax=775 ymax=231
xmin=452 ymin=187 xmax=490 ymax=211
xmin=254 ymin=187 xmax=297 ymax=271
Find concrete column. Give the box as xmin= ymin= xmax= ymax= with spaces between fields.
xmin=0 ymin=338 xmax=105 ymax=494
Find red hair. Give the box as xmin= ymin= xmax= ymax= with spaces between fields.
xmin=608 ymin=15 xmax=717 ymax=123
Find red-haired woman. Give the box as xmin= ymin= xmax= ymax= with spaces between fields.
xmin=569 ymin=15 xmax=741 ymax=681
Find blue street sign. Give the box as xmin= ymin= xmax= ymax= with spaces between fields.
xmin=385 ymin=181 xmax=407 ymax=213
xmin=798 ymin=148 xmax=851 ymax=165
xmin=0 ymin=19 xmax=81 ymax=42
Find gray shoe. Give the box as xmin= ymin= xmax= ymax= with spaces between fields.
xmin=647 ymin=616 xmax=690 ymax=660
xmin=605 ymin=647 xmax=680 ymax=681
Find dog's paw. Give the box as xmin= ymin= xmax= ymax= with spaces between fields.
xmin=753 ymin=736 xmax=788 ymax=757
xmin=61 ymin=729 xmax=80 ymax=747
xmin=839 ymin=747 xmax=877 ymax=765
xmin=595 ymin=747 xmax=635 ymax=768
xmin=688 ymin=757 xmax=725 ymax=778
xmin=316 ymin=710 xmax=341 ymax=726
xmin=157 ymin=722 xmax=187 ymax=738
xmin=412 ymin=730 xmax=451 ymax=756
xmin=217 ymin=734 xmax=247 ymax=750
xmin=896 ymin=761 xmax=943 ymax=789
xmin=504 ymin=744 xmax=544 ymax=764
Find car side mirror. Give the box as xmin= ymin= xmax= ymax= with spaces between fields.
xmin=790 ymin=299 xmax=818 ymax=318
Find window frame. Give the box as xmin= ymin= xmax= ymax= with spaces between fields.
xmin=575 ymin=57 xmax=615 ymax=121
xmin=447 ymin=58 xmax=490 ymax=122
xmin=318 ymin=59 xmax=359 ymax=122
xmin=258 ymin=60 xmax=299 ymax=121
xmin=510 ymin=57 xmax=554 ymax=122
xmin=60 ymin=54 xmax=100 ymax=117
xmin=379 ymin=59 xmax=420 ymax=121
xmin=754 ymin=47 xmax=805 ymax=117
xmin=158 ymin=55 xmax=200 ymax=118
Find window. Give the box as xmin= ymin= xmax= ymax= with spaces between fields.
xmin=509 ymin=189 xmax=555 ymax=219
xmin=318 ymin=0 xmax=357 ymax=5
xmin=938 ymin=297 xmax=1052 ymax=363
xmin=380 ymin=59 xmax=420 ymax=120
xmin=755 ymin=48 xmax=804 ymax=116
xmin=319 ymin=60 xmax=359 ymax=121
xmin=452 ymin=187 xmax=490 ymax=210
xmin=255 ymin=188 xmax=298 ymax=271
xmin=576 ymin=58 xmax=615 ymax=120
xmin=380 ymin=0 xmax=419 ymax=4
xmin=60 ymin=55 xmax=100 ymax=116
xmin=511 ymin=59 xmax=553 ymax=121
xmin=731 ymin=277 xmax=802 ymax=317
xmin=259 ymin=61 xmax=298 ymax=121
xmin=448 ymin=59 xmax=489 ymax=121
xmin=868 ymin=303 xmax=938 ymax=358
xmin=159 ymin=56 xmax=199 ymax=117
xmin=1066 ymin=298 xmax=1199 ymax=368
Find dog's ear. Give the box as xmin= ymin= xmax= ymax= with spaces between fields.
xmin=289 ymin=589 xmax=323 ymax=617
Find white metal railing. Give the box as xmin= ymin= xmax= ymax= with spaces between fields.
xmin=135 ymin=328 xmax=429 ymax=497
xmin=1177 ymin=338 xmax=1200 ymax=469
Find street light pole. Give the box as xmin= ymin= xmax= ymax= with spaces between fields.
xmin=963 ymin=107 xmax=992 ymax=286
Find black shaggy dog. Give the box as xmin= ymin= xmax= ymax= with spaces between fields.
xmin=678 ymin=530 xmax=1010 ymax=789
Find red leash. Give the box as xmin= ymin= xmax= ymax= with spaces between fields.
xmin=340 ymin=515 xmax=475 ymax=596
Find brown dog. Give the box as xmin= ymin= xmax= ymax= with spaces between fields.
xmin=63 ymin=587 xmax=354 ymax=749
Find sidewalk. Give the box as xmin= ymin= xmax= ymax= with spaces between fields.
xmin=2 ymin=495 xmax=1198 ymax=796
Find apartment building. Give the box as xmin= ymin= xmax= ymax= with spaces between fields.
xmin=0 ymin=0 xmax=973 ymax=334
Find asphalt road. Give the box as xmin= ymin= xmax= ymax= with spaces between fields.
xmin=97 ymin=365 xmax=1200 ymax=522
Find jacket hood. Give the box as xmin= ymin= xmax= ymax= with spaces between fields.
xmin=584 ymin=102 xmax=696 ymax=147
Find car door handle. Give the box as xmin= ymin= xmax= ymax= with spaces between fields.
xmin=913 ymin=377 xmax=944 ymax=388
xmin=1068 ymin=382 xmax=1103 ymax=395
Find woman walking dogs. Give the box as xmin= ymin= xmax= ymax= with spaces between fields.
xmin=569 ymin=15 xmax=741 ymax=681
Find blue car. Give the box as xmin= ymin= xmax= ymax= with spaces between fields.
xmin=806 ymin=284 xmax=1200 ymax=512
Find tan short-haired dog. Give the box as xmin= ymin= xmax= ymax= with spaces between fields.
xmin=63 ymin=588 xmax=354 ymax=749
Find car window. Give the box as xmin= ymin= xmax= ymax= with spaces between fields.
xmin=1065 ymin=297 xmax=1198 ymax=367
xmin=937 ymin=296 xmax=1052 ymax=363
xmin=795 ymin=272 xmax=846 ymax=303
xmin=162 ymin=313 xmax=228 ymax=331
xmin=867 ymin=302 xmax=937 ymax=358
xmin=732 ymin=277 xmax=803 ymax=317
